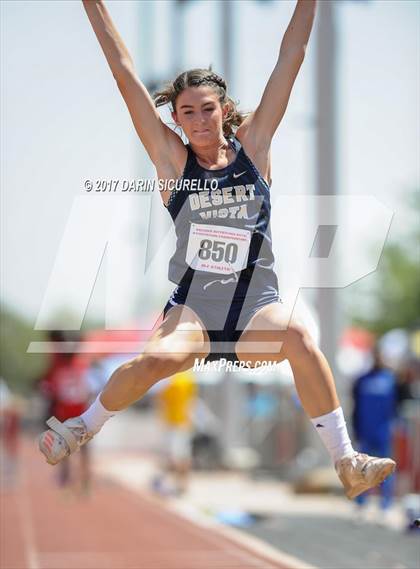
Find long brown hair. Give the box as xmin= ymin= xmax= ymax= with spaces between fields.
xmin=154 ymin=68 xmax=245 ymax=137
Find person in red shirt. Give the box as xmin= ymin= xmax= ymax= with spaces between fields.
xmin=40 ymin=333 xmax=92 ymax=494
xmin=0 ymin=379 xmax=23 ymax=489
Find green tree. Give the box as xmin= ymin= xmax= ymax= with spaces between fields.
xmin=0 ymin=305 xmax=103 ymax=394
xmin=349 ymin=189 xmax=420 ymax=335
xmin=0 ymin=307 xmax=48 ymax=394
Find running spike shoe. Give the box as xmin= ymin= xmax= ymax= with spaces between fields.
xmin=39 ymin=416 xmax=93 ymax=466
xmin=335 ymin=452 xmax=396 ymax=500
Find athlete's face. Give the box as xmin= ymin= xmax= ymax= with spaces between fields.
xmin=172 ymin=86 xmax=227 ymax=145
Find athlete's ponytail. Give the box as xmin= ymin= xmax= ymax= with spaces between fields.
xmin=154 ymin=68 xmax=246 ymax=137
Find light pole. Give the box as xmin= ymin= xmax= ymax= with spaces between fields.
xmin=315 ymin=0 xmax=339 ymax=376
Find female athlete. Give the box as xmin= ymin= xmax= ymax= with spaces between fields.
xmin=39 ymin=0 xmax=395 ymax=499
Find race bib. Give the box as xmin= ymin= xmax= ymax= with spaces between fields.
xmin=186 ymin=223 xmax=251 ymax=275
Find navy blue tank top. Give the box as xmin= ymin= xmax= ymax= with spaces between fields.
xmin=165 ymin=136 xmax=278 ymax=299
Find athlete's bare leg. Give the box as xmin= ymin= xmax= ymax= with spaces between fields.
xmin=101 ymin=305 xmax=210 ymax=411
xmin=39 ymin=305 xmax=210 ymax=466
xmin=235 ymin=302 xmax=396 ymax=499
xmin=235 ymin=302 xmax=339 ymax=418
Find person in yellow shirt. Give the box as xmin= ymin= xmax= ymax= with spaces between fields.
xmin=155 ymin=370 xmax=197 ymax=496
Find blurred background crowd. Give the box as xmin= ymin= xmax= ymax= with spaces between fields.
xmin=1 ymin=324 xmax=419 ymax=528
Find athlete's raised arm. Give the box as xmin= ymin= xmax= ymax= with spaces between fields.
xmin=82 ymin=0 xmax=186 ymax=169
xmin=239 ymin=0 xmax=316 ymax=150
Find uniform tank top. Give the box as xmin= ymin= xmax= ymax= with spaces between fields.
xmin=165 ymin=136 xmax=279 ymax=299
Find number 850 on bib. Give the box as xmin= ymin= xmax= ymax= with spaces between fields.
xmin=186 ymin=223 xmax=251 ymax=275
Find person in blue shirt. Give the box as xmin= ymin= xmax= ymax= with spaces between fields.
xmin=352 ymin=344 xmax=397 ymax=510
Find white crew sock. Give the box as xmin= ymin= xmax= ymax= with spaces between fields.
xmin=310 ymin=406 xmax=355 ymax=464
xmin=81 ymin=394 xmax=121 ymax=434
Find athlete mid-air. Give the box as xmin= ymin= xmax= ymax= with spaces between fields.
xmin=39 ymin=0 xmax=396 ymax=500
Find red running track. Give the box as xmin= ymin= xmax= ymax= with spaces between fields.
xmin=1 ymin=437 xmax=292 ymax=569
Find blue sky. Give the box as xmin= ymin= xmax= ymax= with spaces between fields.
xmin=1 ymin=0 xmax=419 ymax=326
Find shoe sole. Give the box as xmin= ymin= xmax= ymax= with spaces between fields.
xmin=346 ymin=460 xmax=396 ymax=500
xmin=38 ymin=434 xmax=56 ymax=465
xmin=38 ymin=431 xmax=67 ymax=466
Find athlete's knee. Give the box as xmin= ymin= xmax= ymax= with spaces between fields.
xmin=283 ymin=321 xmax=316 ymax=359
xmin=150 ymin=335 xmax=201 ymax=359
xmin=114 ymin=352 xmax=173 ymax=387
xmin=112 ymin=332 xmax=205 ymax=385
xmin=142 ymin=333 xmax=204 ymax=373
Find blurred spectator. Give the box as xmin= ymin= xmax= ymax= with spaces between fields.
xmin=191 ymin=397 xmax=223 ymax=470
xmin=39 ymin=332 xmax=92 ymax=495
xmin=352 ymin=344 xmax=397 ymax=513
xmin=0 ymin=379 xmax=23 ymax=489
xmin=394 ymin=356 xmax=420 ymax=496
xmin=153 ymin=370 xmax=197 ymax=496
xmin=397 ymin=356 xmax=420 ymax=405
xmin=246 ymin=382 xmax=278 ymax=438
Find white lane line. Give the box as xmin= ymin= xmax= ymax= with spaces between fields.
xmin=16 ymin=468 xmax=40 ymax=569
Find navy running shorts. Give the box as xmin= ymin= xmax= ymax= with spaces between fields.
xmin=163 ymin=285 xmax=281 ymax=363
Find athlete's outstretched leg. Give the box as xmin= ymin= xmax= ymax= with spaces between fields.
xmin=236 ymin=303 xmax=340 ymax=416
xmin=235 ymin=302 xmax=396 ymax=499
xmin=39 ymin=305 xmax=210 ymax=465
xmin=100 ymin=305 xmax=209 ymax=411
